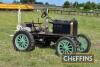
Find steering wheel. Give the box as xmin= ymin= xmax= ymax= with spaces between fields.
xmin=41 ymin=10 xmax=48 ymax=18
xmin=41 ymin=10 xmax=54 ymax=24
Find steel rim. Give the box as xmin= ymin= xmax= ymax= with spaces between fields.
xmin=15 ymin=34 xmax=29 ymax=50
xmin=77 ymin=36 xmax=88 ymax=52
xmin=57 ymin=39 xmax=74 ymax=55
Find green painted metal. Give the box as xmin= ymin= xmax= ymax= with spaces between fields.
xmin=57 ymin=40 xmax=73 ymax=55
xmin=77 ymin=37 xmax=88 ymax=52
xmin=15 ymin=34 xmax=29 ymax=50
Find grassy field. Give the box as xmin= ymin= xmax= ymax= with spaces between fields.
xmin=0 ymin=11 xmax=100 ymax=67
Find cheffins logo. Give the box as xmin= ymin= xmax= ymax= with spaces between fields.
xmin=62 ymin=54 xmax=94 ymax=63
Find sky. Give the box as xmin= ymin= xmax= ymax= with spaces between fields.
xmin=0 ymin=0 xmax=100 ymax=6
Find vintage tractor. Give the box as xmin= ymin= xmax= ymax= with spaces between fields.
xmin=12 ymin=9 xmax=91 ymax=56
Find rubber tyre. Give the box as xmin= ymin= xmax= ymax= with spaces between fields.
xmin=77 ymin=34 xmax=91 ymax=53
xmin=12 ymin=31 xmax=35 ymax=51
xmin=56 ymin=37 xmax=76 ymax=56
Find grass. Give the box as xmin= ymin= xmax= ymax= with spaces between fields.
xmin=0 ymin=11 xmax=100 ymax=67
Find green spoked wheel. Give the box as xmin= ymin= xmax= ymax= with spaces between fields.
xmin=15 ymin=34 xmax=29 ymax=50
xmin=56 ymin=37 xmax=76 ymax=56
xmin=13 ymin=31 xmax=35 ymax=51
xmin=77 ymin=34 xmax=91 ymax=53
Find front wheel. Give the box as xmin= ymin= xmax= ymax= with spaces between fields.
xmin=77 ymin=34 xmax=91 ymax=53
xmin=56 ymin=37 xmax=76 ymax=56
xmin=13 ymin=31 xmax=35 ymax=51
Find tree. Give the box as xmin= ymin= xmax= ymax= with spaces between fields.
xmin=84 ymin=1 xmax=97 ymax=10
xmin=63 ymin=1 xmax=71 ymax=8
xmin=79 ymin=3 xmax=84 ymax=7
xmin=35 ymin=2 xmax=44 ymax=5
xmin=63 ymin=1 xmax=98 ymax=10
xmin=97 ymin=3 xmax=100 ymax=9
xmin=91 ymin=2 xmax=96 ymax=9
xmin=73 ymin=1 xmax=79 ymax=8
xmin=0 ymin=2 xmax=2 ymax=3
xmin=13 ymin=0 xmax=19 ymax=3
xmin=20 ymin=0 xmax=36 ymax=4
xmin=0 ymin=0 xmax=2 ymax=3
xmin=78 ymin=3 xmax=85 ymax=10
xmin=45 ymin=2 xmax=49 ymax=5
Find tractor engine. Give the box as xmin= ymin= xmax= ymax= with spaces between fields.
xmin=52 ymin=20 xmax=78 ymax=36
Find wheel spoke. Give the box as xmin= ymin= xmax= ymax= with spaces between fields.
xmin=57 ymin=38 xmax=74 ymax=55
xmin=15 ymin=34 xmax=29 ymax=50
xmin=77 ymin=34 xmax=90 ymax=52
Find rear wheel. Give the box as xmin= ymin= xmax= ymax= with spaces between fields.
xmin=77 ymin=34 xmax=91 ymax=53
xmin=13 ymin=31 xmax=35 ymax=51
xmin=56 ymin=37 xmax=76 ymax=56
